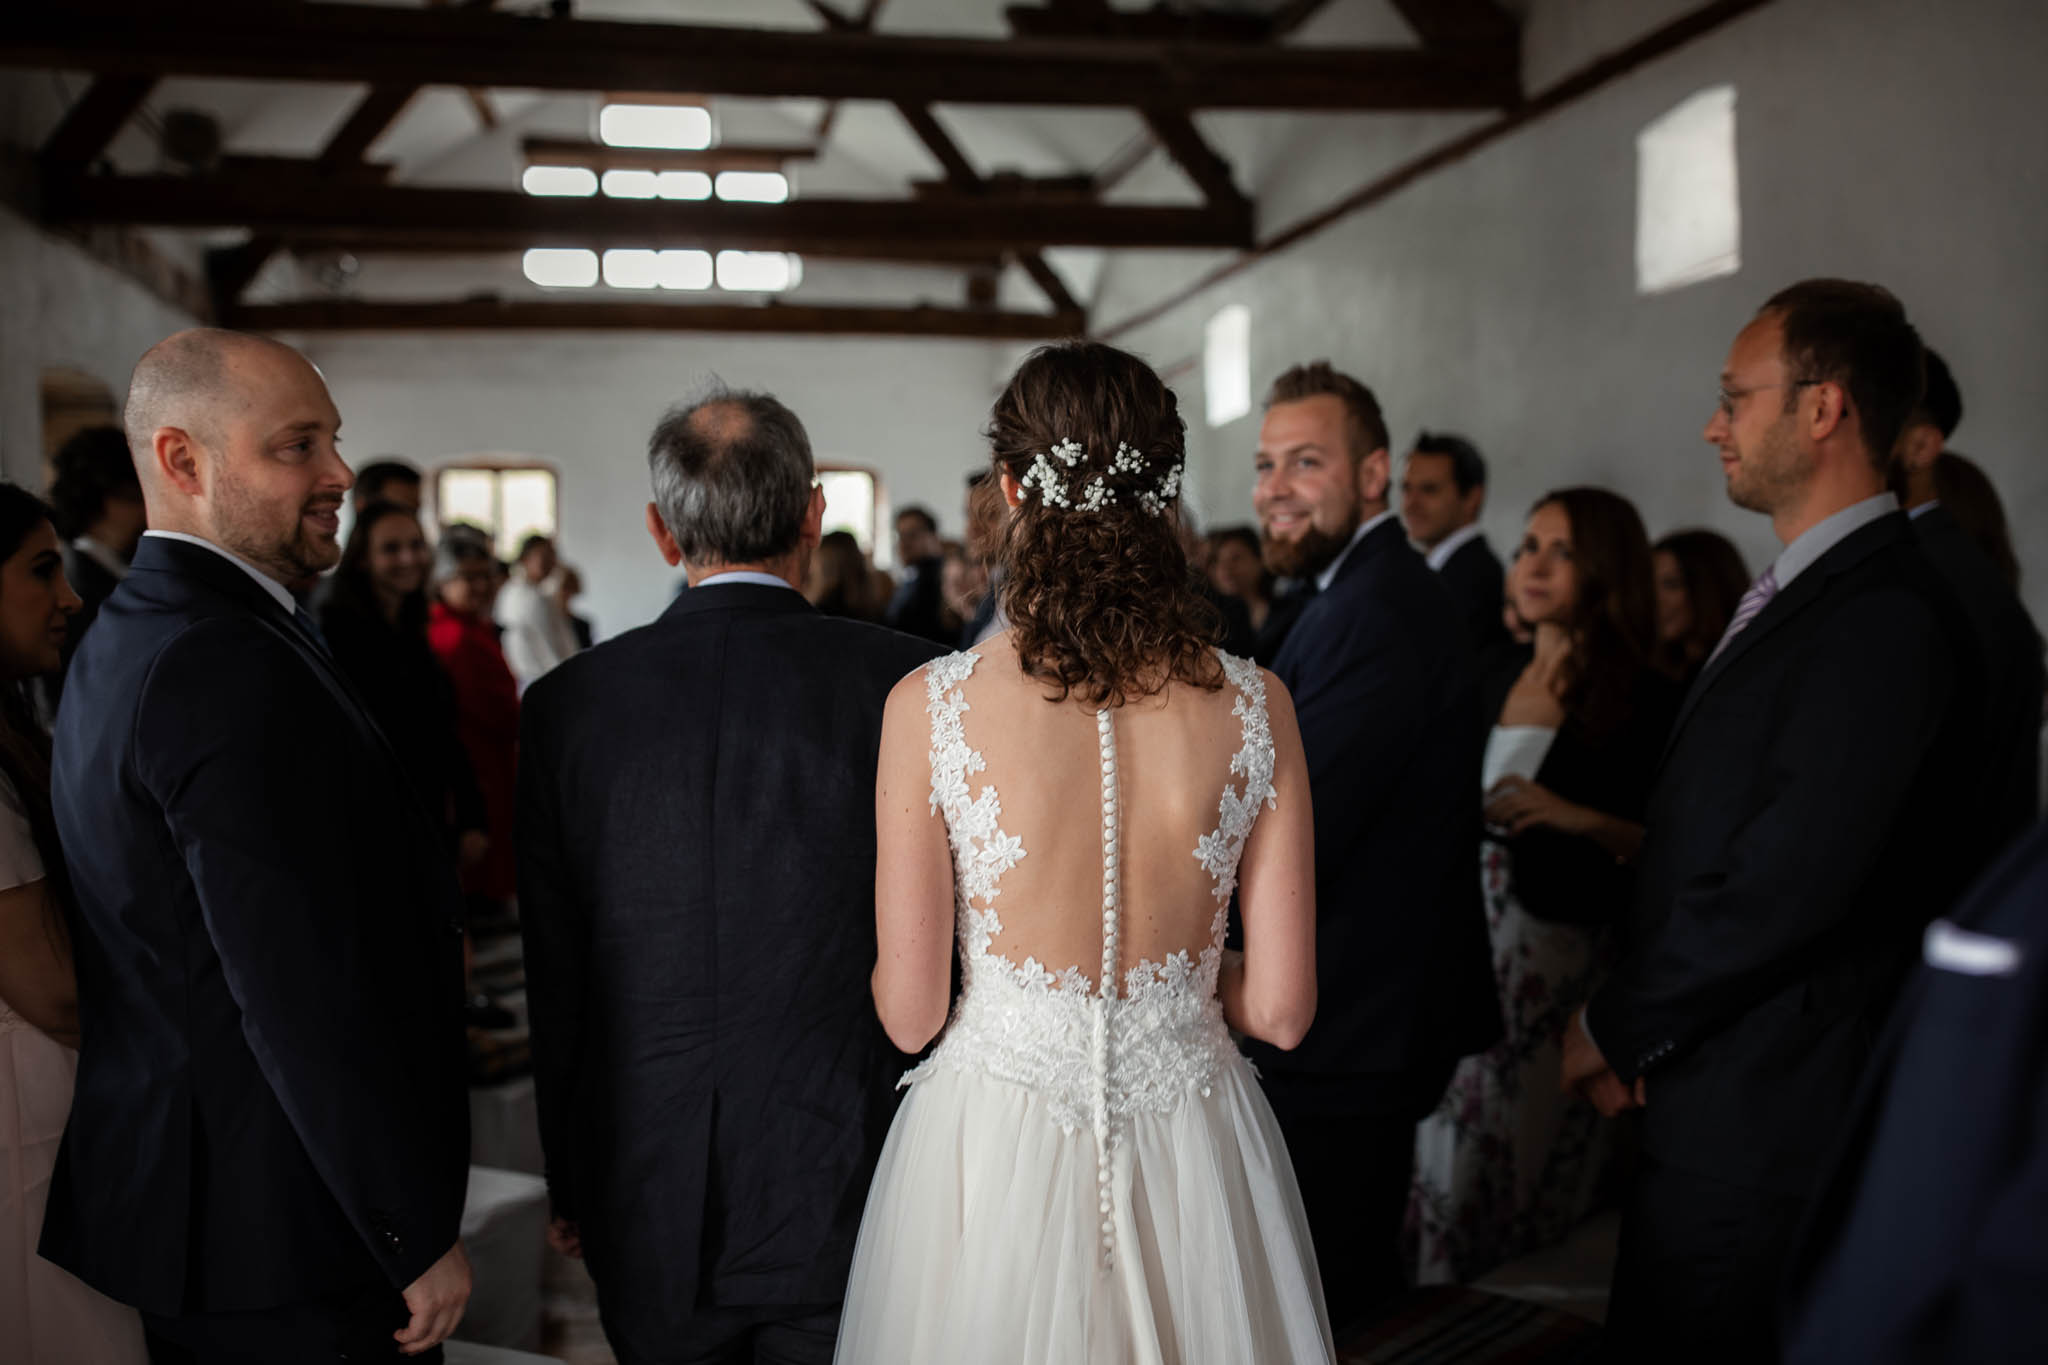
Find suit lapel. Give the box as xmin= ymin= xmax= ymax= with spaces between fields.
xmin=1659 ymin=513 xmax=1909 ymax=763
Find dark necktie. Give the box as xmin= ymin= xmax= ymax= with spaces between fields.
xmin=292 ymin=604 xmax=332 ymax=657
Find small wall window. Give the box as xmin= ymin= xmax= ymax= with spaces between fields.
xmin=1636 ymin=84 xmax=1741 ymax=296
xmin=819 ymin=466 xmax=881 ymax=558
xmin=1204 ymin=303 xmax=1252 ymax=428
xmin=435 ymin=462 xmax=560 ymax=561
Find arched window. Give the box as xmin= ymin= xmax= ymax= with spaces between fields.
xmin=819 ymin=464 xmax=882 ymax=560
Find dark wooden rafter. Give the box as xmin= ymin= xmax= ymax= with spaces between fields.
xmin=225 ymin=298 xmax=1083 ymax=340
xmin=1140 ymin=107 xmax=1248 ymax=213
xmin=51 ymin=176 xmax=1253 ymax=256
xmin=1005 ymin=4 xmax=1270 ymax=42
xmin=522 ymin=138 xmax=816 ymax=175
xmin=1387 ymin=0 xmax=1520 ymax=48
xmin=264 ymin=232 xmax=1004 ymax=270
xmin=0 ymin=5 xmax=1522 ymax=111
xmin=38 ymin=74 xmax=156 ymax=174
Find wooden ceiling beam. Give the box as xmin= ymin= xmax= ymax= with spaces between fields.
xmin=225 ymin=297 xmax=1084 ymax=339
xmin=1 ymin=4 xmax=1522 ymax=111
xmin=1387 ymin=0 xmax=1520 ymax=48
xmin=1004 ymin=4 xmax=1271 ymax=42
xmin=522 ymin=138 xmax=815 ymax=175
xmin=47 ymin=175 xmax=1253 ymax=255
xmin=261 ymin=232 xmax=1005 ymax=269
xmin=39 ymin=74 xmax=156 ymax=173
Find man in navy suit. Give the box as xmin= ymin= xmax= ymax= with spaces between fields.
xmin=1563 ymin=282 xmax=1980 ymax=1363
xmin=1242 ymin=361 xmax=1500 ymax=1329
xmin=47 ymin=329 xmax=472 ymax=1361
xmin=1782 ymin=815 xmax=2048 ymax=1362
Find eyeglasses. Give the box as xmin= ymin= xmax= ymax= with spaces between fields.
xmin=1716 ymin=379 xmax=1819 ymax=419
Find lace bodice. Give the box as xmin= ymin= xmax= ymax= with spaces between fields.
xmin=903 ymin=647 xmax=1276 ymax=1263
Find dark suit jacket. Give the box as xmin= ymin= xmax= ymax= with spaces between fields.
xmin=1436 ymin=532 xmax=1510 ymax=657
xmin=1913 ymin=504 xmax=2043 ymax=849
xmin=517 ymin=583 xmax=944 ymax=1350
xmin=1247 ymin=517 xmax=1501 ymax=1115
xmin=1584 ymin=511 xmax=1979 ymax=1197
xmin=1253 ymin=581 xmax=1313 ymax=666
xmin=45 ymin=535 xmax=470 ymax=1316
xmin=1478 ymin=653 xmax=1682 ymax=927
xmin=1782 ymin=815 xmax=2048 ymax=1364
xmin=883 ymin=555 xmax=952 ymax=646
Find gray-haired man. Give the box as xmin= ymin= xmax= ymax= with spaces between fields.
xmin=516 ymin=387 xmax=945 ymax=1365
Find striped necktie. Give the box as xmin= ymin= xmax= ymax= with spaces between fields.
xmin=1705 ymin=564 xmax=1778 ymax=667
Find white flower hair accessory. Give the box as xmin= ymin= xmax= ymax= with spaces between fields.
xmin=1017 ymin=439 xmax=1184 ymax=517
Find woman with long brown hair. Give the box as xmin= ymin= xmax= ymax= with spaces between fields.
xmin=841 ymin=342 xmax=1332 ymax=1362
xmin=0 ymin=483 xmax=145 ymax=1361
xmin=1409 ymin=486 xmax=1680 ymax=1285
xmin=1651 ymin=527 xmax=1750 ymax=685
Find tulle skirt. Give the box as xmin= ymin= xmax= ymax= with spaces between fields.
xmin=835 ymin=1051 xmax=1334 ymax=1364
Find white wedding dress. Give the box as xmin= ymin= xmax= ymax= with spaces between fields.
xmin=835 ymin=648 xmax=1334 ymax=1364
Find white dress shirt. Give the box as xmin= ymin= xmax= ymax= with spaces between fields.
xmin=70 ymin=535 xmax=131 ymax=584
xmin=1768 ymin=492 xmax=1900 ymax=591
xmin=1314 ymin=509 xmax=1400 ymax=594
xmin=494 ymin=575 xmax=582 ymax=687
xmin=1424 ymin=521 xmax=1486 ymax=572
xmin=141 ymin=529 xmax=295 ymax=614
xmin=695 ymin=571 xmax=800 ymax=591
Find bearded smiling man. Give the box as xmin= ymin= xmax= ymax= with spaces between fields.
xmin=1241 ymin=361 xmax=1500 ymax=1334
xmin=46 ymin=329 xmax=474 ymax=1362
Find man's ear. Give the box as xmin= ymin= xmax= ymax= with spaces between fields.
xmin=1460 ymin=485 xmax=1486 ymax=523
xmin=645 ymin=502 xmax=683 ymax=567
xmin=799 ymin=483 xmax=826 ymax=550
xmin=1359 ymin=447 xmax=1392 ymax=505
xmin=153 ymin=427 xmax=205 ymax=497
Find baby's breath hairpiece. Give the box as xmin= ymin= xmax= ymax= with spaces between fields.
xmin=1017 ymin=438 xmax=1184 ymax=517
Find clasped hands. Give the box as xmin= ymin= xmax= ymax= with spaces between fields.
xmin=1484 ymin=775 xmax=1593 ymax=838
xmin=1561 ymin=1006 xmax=1646 ymax=1118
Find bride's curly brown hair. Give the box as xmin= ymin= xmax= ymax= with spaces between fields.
xmin=988 ymin=341 xmax=1224 ymax=707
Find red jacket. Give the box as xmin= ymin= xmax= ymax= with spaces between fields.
xmin=428 ymin=602 xmax=520 ymax=899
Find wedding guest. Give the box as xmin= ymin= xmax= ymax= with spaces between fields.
xmin=1649 ymin=529 xmax=1749 ymax=685
xmin=555 ymin=563 xmax=595 ymax=649
xmin=1888 ymin=350 xmax=2041 ymax=844
xmin=495 ymin=534 xmax=580 ymax=688
xmin=430 ymin=534 xmax=520 ymax=914
xmin=45 ymin=425 xmax=146 ymax=701
xmin=49 ymin=329 xmax=470 ymax=1360
xmin=1783 ymin=815 xmax=2048 ymax=1364
xmin=317 ymin=501 xmax=488 ymax=864
xmin=352 ymin=458 xmax=425 ymax=516
xmin=1208 ymin=525 xmax=1275 ymax=637
xmin=518 ymin=385 xmax=944 ymax=1364
xmin=1564 ymin=282 xmax=1979 ymax=1363
xmin=0 ymin=483 xmax=145 ymax=1364
xmin=1410 ymin=487 xmax=1679 ymax=1284
xmin=1402 ymin=432 xmax=1509 ymax=654
xmin=807 ymin=529 xmax=881 ymax=620
xmin=883 ymin=504 xmax=954 ymax=645
xmin=1248 ymin=361 xmax=1500 ymax=1329
xmin=957 ymin=473 xmax=1006 ymax=646
xmin=939 ymin=539 xmax=987 ymax=635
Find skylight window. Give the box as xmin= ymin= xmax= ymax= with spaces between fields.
xmin=600 ymin=169 xmax=661 ymax=199
xmin=521 ymin=165 xmax=597 ymax=197
xmin=714 ymin=171 xmax=790 ymax=204
xmin=601 ymin=249 xmax=662 ymax=289
xmin=522 ymin=248 xmax=599 ymax=288
xmin=716 ymin=251 xmax=801 ymax=293
xmin=599 ymin=103 xmax=712 ymax=151
xmin=657 ymin=250 xmax=714 ymax=290
xmin=1636 ymin=85 xmax=1741 ymax=295
xmin=658 ymin=171 xmax=713 ymax=200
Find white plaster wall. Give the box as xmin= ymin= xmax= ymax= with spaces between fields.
xmin=0 ymin=205 xmax=200 ymax=486
xmin=297 ymin=331 xmax=1004 ymax=638
xmin=1103 ymin=0 xmax=2048 ymax=627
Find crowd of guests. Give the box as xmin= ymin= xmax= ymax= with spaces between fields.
xmin=0 ymin=274 xmax=2039 ymax=1363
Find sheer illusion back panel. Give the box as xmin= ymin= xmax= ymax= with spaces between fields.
xmin=938 ymin=640 xmax=1256 ymax=993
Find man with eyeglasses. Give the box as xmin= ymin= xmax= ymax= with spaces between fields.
xmin=1559 ymin=280 xmax=1982 ymax=1363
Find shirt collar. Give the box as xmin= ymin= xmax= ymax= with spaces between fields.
xmin=1770 ymin=492 xmax=1899 ymax=591
xmin=694 ymin=570 xmax=801 ymax=592
xmin=1315 ymin=509 xmax=1398 ymax=594
xmin=71 ymin=535 xmax=130 ymax=583
xmin=1908 ymin=498 xmax=1941 ymax=520
xmin=142 ymin=529 xmax=297 ymax=614
xmin=1424 ymin=521 xmax=1486 ymax=571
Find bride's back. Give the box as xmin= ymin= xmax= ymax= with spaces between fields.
xmin=935 ymin=631 xmax=1258 ymax=994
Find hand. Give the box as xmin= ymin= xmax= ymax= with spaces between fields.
xmin=547 ymin=1216 xmax=583 ymax=1259
xmin=1485 ymin=776 xmax=1590 ymax=837
xmin=395 ymin=1240 xmax=471 ymax=1356
xmin=1580 ymin=1067 xmax=1645 ymax=1117
xmin=458 ymin=830 xmax=490 ymax=870
xmin=1559 ymin=1007 xmax=1611 ymax=1094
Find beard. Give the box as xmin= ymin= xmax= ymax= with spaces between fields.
xmin=1262 ymin=507 xmax=1362 ymax=581
xmin=1725 ymin=417 xmax=1812 ymax=515
xmin=212 ymin=471 xmax=343 ymax=585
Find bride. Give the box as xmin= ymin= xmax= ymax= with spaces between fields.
xmin=836 ymin=341 xmax=1335 ymax=1363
